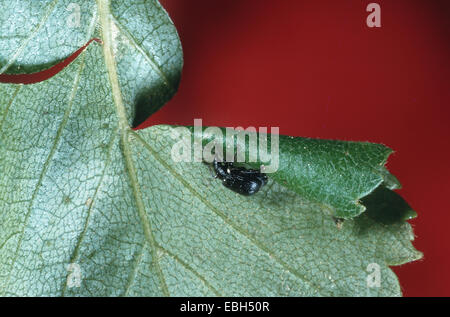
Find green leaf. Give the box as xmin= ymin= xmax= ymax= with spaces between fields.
xmin=0 ymin=0 xmax=421 ymax=296
xmin=192 ymin=127 xmax=399 ymax=218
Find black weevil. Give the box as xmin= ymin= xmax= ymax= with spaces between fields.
xmin=213 ymin=158 xmax=268 ymax=196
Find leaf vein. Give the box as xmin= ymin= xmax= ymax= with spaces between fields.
xmin=123 ymin=241 xmax=146 ymax=296
xmin=157 ymin=244 xmax=222 ymax=296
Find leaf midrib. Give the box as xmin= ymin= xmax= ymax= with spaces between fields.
xmin=96 ymin=0 xmax=170 ymax=296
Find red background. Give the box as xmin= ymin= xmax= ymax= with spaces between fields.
xmin=141 ymin=0 xmax=450 ymax=297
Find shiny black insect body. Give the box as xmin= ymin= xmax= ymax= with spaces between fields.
xmin=213 ymin=159 xmax=268 ymax=196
